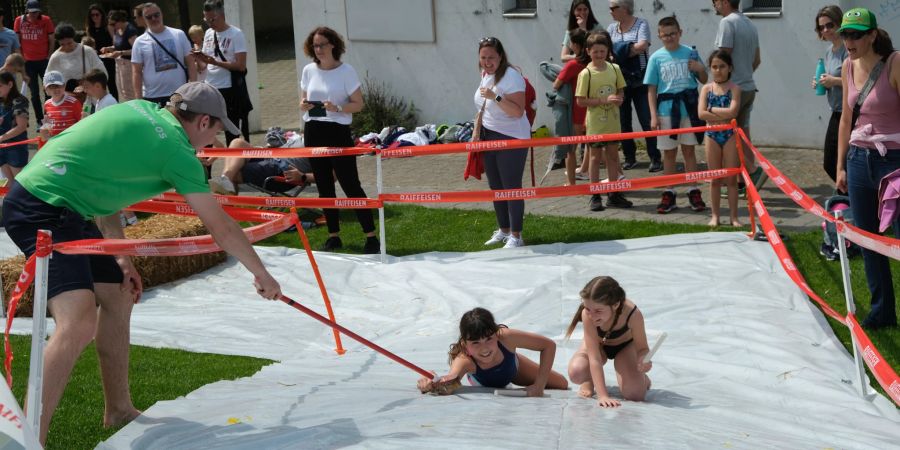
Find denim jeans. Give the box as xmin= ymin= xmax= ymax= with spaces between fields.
xmin=620 ymin=84 xmax=659 ymax=163
xmin=846 ymin=146 xmax=900 ymax=325
xmin=540 ymin=62 xmax=574 ymax=162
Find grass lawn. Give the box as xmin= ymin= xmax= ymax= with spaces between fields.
xmin=10 ymin=204 xmax=898 ymax=448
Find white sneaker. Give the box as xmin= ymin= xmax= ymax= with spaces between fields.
xmin=484 ymin=229 xmax=510 ymax=245
xmin=503 ymin=235 xmax=524 ymax=248
xmin=209 ymin=175 xmax=237 ymax=195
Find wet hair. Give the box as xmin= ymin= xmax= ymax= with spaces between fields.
xmin=54 ymin=23 xmax=77 ymax=41
xmin=83 ymin=68 xmax=107 ymax=88
xmin=565 ymin=276 xmax=626 ymax=340
xmin=567 ymin=1 xmax=599 ymax=32
xmin=708 ymin=49 xmax=734 ymax=81
xmin=610 ymin=0 xmax=634 ymax=15
xmin=0 ymin=71 xmax=22 ymax=106
xmin=477 ymin=37 xmax=512 ymax=83
xmin=658 ymin=15 xmax=680 ymax=31
xmin=814 ymin=5 xmax=842 ymax=40
xmin=85 ymin=4 xmax=107 ymax=36
xmin=447 ymin=308 xmax=506 ymax=364
xmin=303 ymin=26 xmax=346 ymax=64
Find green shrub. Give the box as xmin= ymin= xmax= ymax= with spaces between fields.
xmin=351 ymin=74 xmax=418 ymax=138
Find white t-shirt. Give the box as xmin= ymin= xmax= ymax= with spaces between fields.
xmin=201 ymin=25 xmax=247 ymax=89
xmin=300 ymin=62 xmax=360 ymax=126
xmin=132 ymin=26 xmax=192 ymax=98
xmin=46 ymin=44 xmax=107 ymax=86
xmin=474 ymin=69 xmax=530 ymax=139
xmin=92 ymin=92 xmax=117 ymax=111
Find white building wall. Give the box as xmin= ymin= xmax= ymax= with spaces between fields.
xmin=289 ymin=0 xmax=868 ymax=147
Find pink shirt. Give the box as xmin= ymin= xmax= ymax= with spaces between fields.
xmin=848 ymin=52 xmax=900 ymax=150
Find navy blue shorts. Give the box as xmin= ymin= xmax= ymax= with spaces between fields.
xmin=241 ymin=158 xmax=312 ymax=187
xmin=0 ymin=144 xmax=29 ymax=168
xmin=1 ymin=182 xmax=124 ymax=299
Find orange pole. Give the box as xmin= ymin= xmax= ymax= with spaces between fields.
xmin=290 ymin=210 xmax=346 ymax=355
xmin=733 ymin=120 xmax=756 ymax=237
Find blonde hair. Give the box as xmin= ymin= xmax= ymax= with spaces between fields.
xmin=3 ymin=53 xmax=24 ymax=70
xmin=188 ymin=25 xmax=205 ymax=43
xmin=564 ymin=276 xmax=626 ymax=340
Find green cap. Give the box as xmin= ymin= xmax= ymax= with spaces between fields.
xmin=839 ymin=8 xmax=877 ymax=32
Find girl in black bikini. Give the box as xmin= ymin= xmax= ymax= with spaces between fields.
xmin=565 ymin=276 xmax=652 ymax=407
xmin=417 ymin=307 xmax=568 ymax=396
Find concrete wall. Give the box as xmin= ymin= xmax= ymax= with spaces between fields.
xmin=289 ymin=0 xmax=855 ymax=147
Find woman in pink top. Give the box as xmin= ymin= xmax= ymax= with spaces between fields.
xmin=835 ymin=8 xmax=900 ymax=330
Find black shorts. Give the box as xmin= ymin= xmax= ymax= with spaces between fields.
xmin=1 ymin=182 xmax=124 ymax=299
xmin=241 ymin=158 xmax=312 ymax=187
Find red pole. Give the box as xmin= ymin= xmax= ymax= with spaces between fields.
xmin=279 ymin=295 xmax=433 ymax=379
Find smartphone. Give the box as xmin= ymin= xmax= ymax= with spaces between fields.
xmin=305 ymin=100 xmax=326 ymax=117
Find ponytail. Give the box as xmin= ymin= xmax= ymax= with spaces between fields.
xmin=873 ymin=28 xmax=895 ymax=59
xmin=564 ymin=304 xmax=585 ymax=339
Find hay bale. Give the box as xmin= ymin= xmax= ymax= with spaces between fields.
xmin=1 ymin=214 xmax=226 ymax=317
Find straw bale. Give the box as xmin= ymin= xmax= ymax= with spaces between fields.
xmin=1 ymin=214 xmax=225 ymax=317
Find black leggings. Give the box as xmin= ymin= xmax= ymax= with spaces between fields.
xmin=823 ymin=110 xmax=841 ymax=183
xmin=304 ymin=120 xmax=375 ymax=234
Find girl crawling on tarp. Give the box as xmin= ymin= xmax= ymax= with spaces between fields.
xmin=417 ymin=307 xmax=568 ymax=396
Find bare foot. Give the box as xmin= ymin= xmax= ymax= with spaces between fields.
xmin=578 ymin=381 xmax=595 ymax=398
xmin=730 ymin=219 xmax=743 ymax=227
xmin=104 ymin=408 xmax=142 ymax=428
xmin=708 ymin=216 xmax=720 ymax=227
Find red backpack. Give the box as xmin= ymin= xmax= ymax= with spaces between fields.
xmin=524 ymin=76 xmax=536 ymax=126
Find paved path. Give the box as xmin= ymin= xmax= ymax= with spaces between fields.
xmin=249 ymin=43 xmax=835 ymax=232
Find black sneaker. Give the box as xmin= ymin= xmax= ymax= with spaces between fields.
xmin=819 ymin=243 xmax=838 ymax=261
xmin=607 ymin=192 xmax=633 ymax=208
xmin=589 ymin=194 xmax=605 ymax=211
xmin=622 ymin=159 xmax=638 ymax=170
xmin=321 ymin=236 xmax=343 ymax=251
xmin=550 ymin=160 xmax=566 ymax=170
xmin=363 ymin=236 xmax=380 ymax=254
xmin=648 ymin=158 xmax=663 ymax=173
xmin=688 ymin=188 xmax=706 ymax=212
xmin=657 ymin=191 xmax=677 ymax=214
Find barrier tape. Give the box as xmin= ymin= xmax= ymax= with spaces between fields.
xmin=738 ymin=129 xmax=900 ymax=259
xmin=3 ymin=255 xmax=36 ymax=387
xmin=745 ymin=167 xmax=900 ymax=406
xmin=52 ymin=214 xmax=293 ymax=256
xmin=846 ymin=313 xmax=900 ymax=405
xmin=195 ymin=124 xmax=733 ymax=160
xmin=150 ymin=191 xmax=383 ymax=210
xmin=127 ymin=199 xmax=287 ymax=223
xmin=381 ymin=168 xmax=741 ymax=203
xmin=0 ymin=138 xmax=40 ymax=150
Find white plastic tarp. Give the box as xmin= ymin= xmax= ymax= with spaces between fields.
xmin=3 ymin=232 xmax=898 ymax=449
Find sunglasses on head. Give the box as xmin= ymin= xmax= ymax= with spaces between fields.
xmin=840 ymin=29 xmax=869 ymax=40
xmin=816 ymin=22 xmax=836 ymax=32
xmin=479 ymin=37 xmax=499 ymax=46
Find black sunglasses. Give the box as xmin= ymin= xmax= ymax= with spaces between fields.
xmin=144 ymin=11 xmax=161 ymax=20
xmin=610 ymin=5 xmax=621 ymax=11
xmin=479 ymin=37 xmax=498 ymax=46
xmin=840 ymin=29 xmax=870 ymax=40
xmin=816 ymin=22 xmax=836 ymax=32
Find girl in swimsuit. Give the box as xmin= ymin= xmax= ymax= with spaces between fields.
xmin=699 ymin=50 xmax=743 ymax=228
xmin=417 ymin=307 xmax=568 ymax=396
xmin=566 ymin=276 xmax=651 ymax=408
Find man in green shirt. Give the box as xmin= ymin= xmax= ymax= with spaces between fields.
xmin=2 ymin=82 xmax=281 ymax=445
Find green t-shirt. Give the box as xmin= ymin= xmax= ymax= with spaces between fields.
xmin=18 ymin=100 xmax=209 ymax=219
xmin=575 ymin=62 xmax=626 ymax=136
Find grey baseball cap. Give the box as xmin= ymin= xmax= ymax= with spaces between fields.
xmin=170 ymin=82 xmax=239 ymax=135
xmin=43 ymin=70 xmax=64 ymax=87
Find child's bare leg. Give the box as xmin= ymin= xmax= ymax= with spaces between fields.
xmin=613 ymin=346 xmax=650 ymax=402
xmin=565 ymin=150 xmax=577 ymax=185
xmin=588 ymin=145 xmax=603 ymax=182
xmin=723 ymin=137 xmax=742 ymax=226
xmin=706 ymin=138 xmax=723 ymax=226
xmin=568 ymin=350 xmax=595 ymax=398
xmin=604 ymin=144 xmax=621 ymax=181
xmin=512 ymin=354 xmax=569 ymax=390
xmin=681 ymin=144 xmax=700 ymax=191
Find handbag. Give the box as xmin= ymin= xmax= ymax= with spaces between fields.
xmin=214 ymin=32 xmax=253 ymax=114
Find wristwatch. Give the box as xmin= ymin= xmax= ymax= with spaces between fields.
xmin=494 ymin=94 xmax=502 ymax=103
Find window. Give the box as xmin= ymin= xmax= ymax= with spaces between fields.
xmin=743 ymin=0 xmax=781 ymax=18
xmin=503 ymin=0 xmax=537 ymax=18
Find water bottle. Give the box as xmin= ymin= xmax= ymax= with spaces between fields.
xmin=815 ymin=58 xmax=827 ymax=96
xmin=689 ymin=45 xmax=699 ymax=62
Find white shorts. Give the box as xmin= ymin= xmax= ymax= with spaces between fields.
xmin=657 ymin=116 xmax=699 ymax=151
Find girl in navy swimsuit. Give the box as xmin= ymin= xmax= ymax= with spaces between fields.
xmin=698 ymin=50 xmax=743 ymax=228
xmin=565 ymin=276 xmax=652 ymax=408
xmin=417 ymin=307 xmax=568 ymax=396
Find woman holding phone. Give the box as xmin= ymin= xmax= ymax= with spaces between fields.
xmin=300 ymin=26 xmax=379 ymax=254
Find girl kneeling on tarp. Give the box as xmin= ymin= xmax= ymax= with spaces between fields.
xmin=417 ymin=307 xmax=568 ymax=396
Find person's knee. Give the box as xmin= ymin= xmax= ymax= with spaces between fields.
xmin=228 ymin=137 xmax=251 ymax=149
